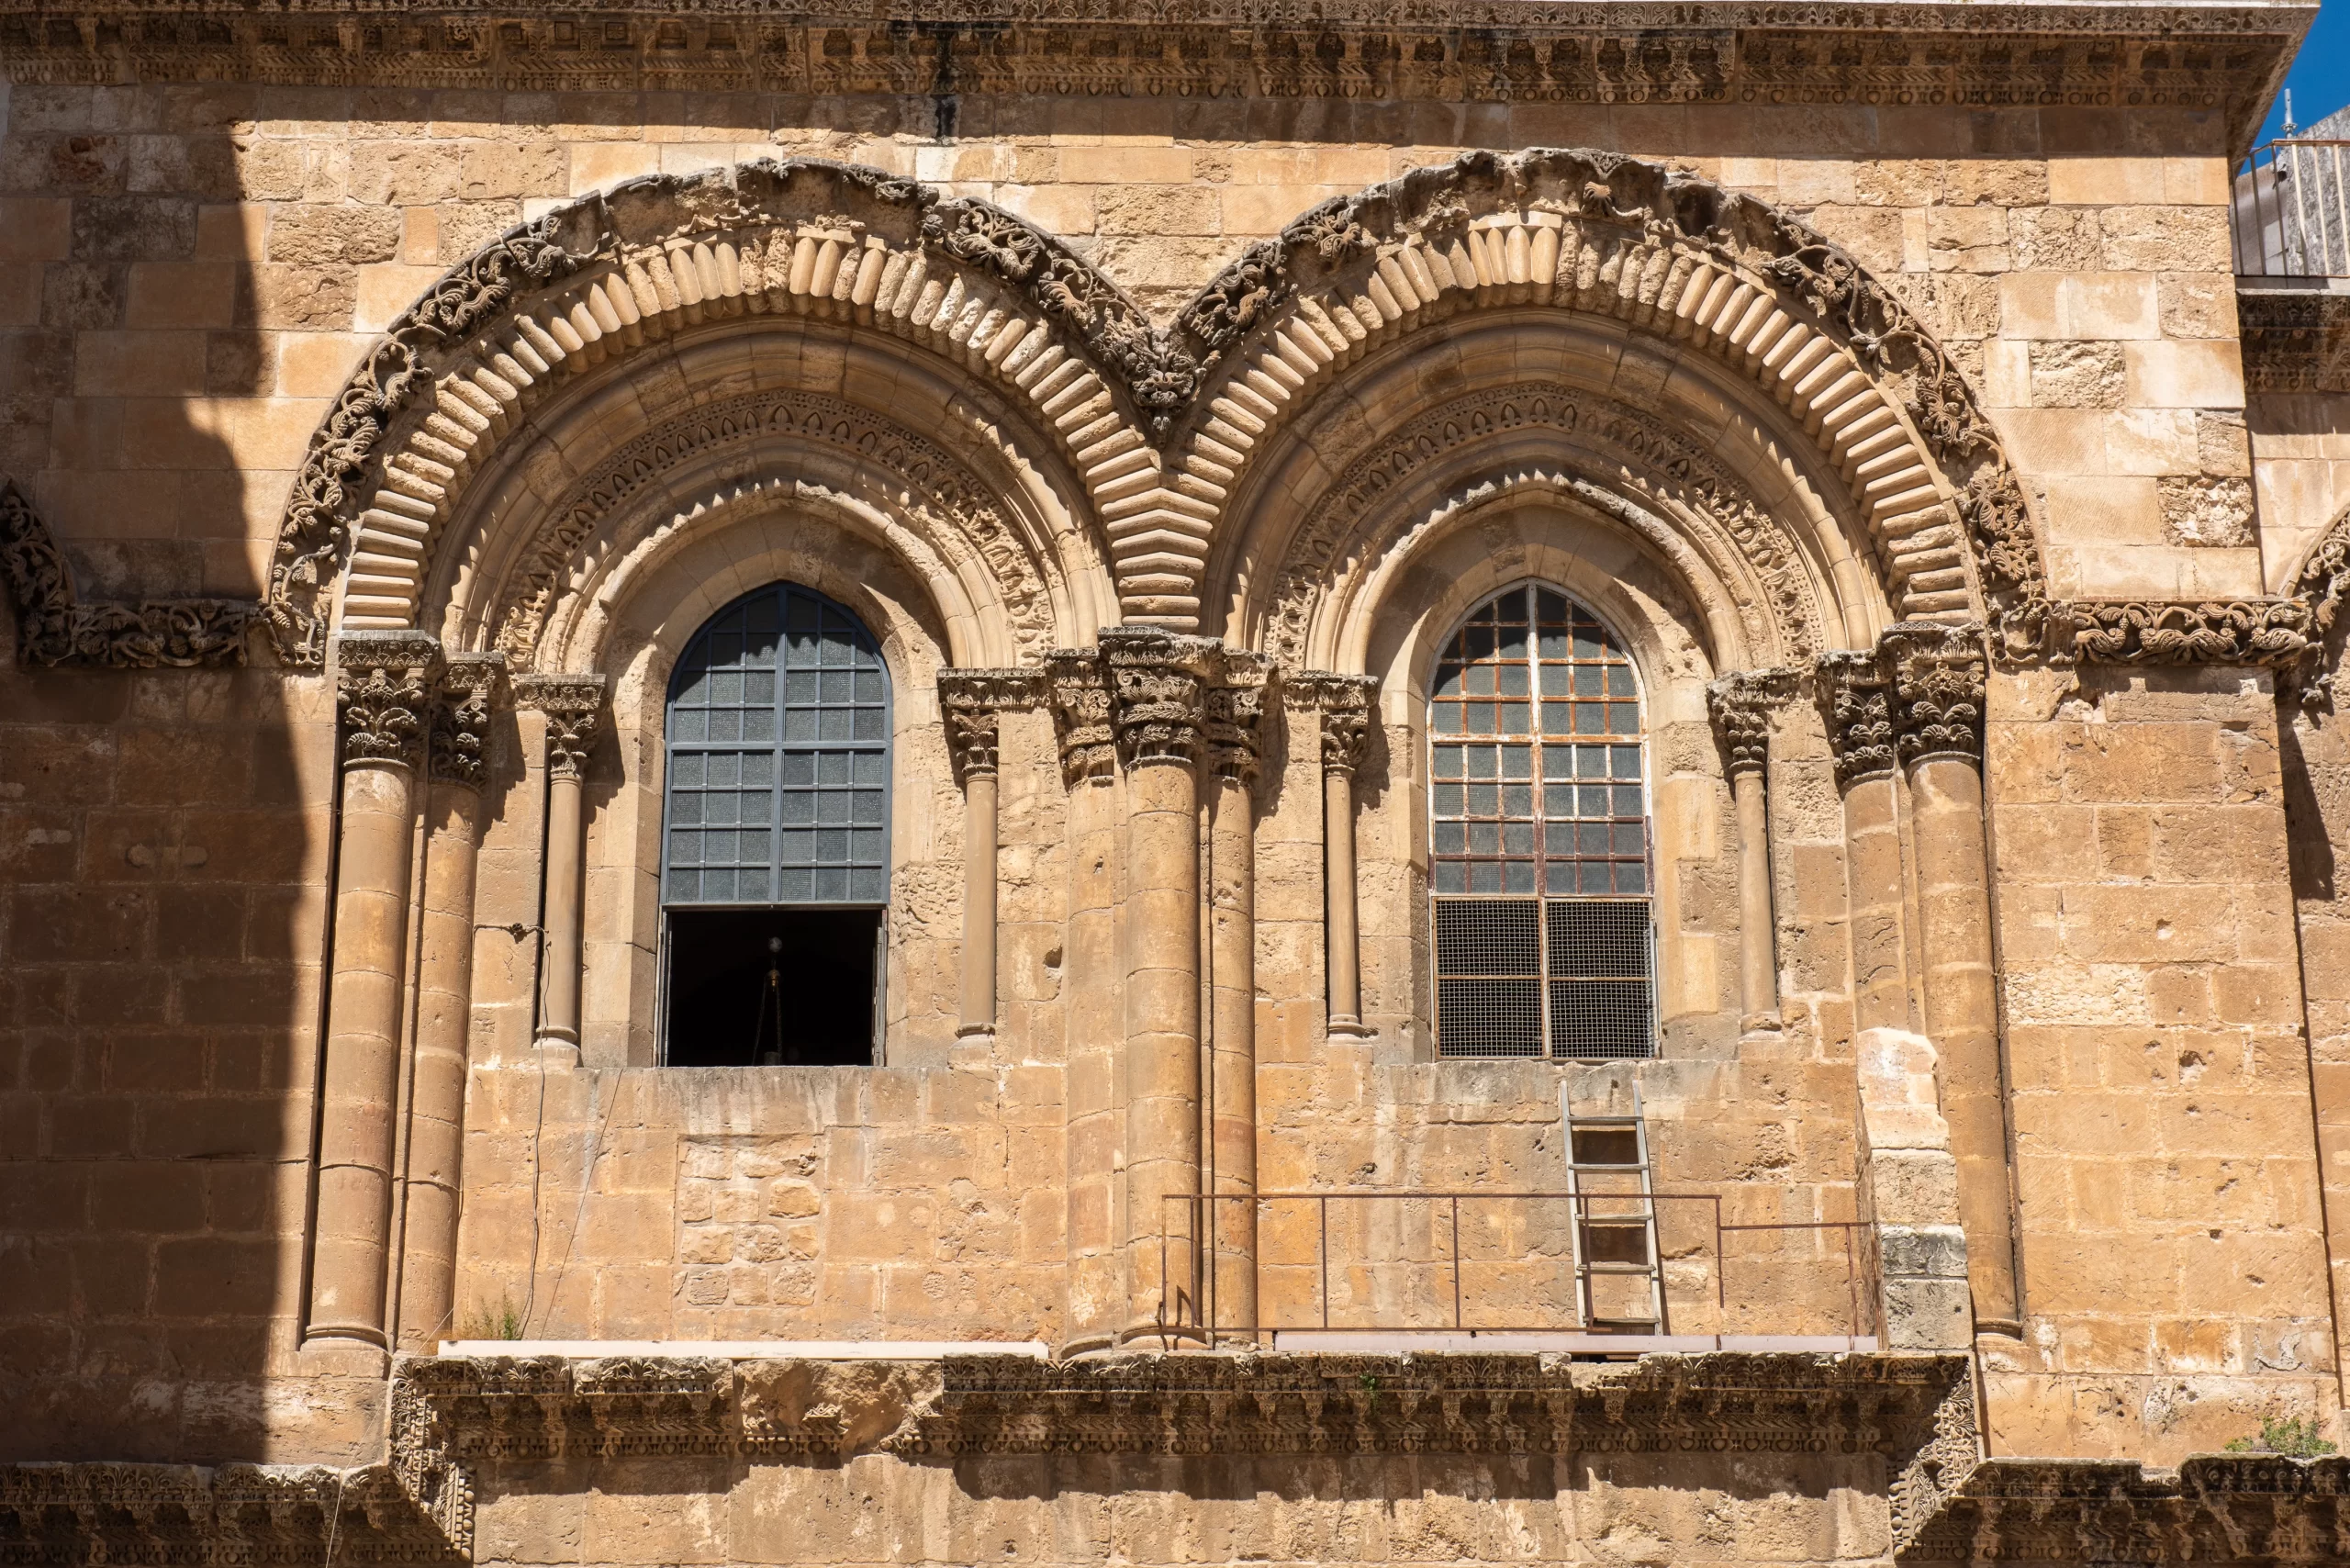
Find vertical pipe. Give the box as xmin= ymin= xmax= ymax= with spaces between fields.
xmin=308 ymin=633 xmax=440 ymax=1348
xmin=395 ymin=655 xmax=500 ymax=1354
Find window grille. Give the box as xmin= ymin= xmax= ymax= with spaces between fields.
xmin=1430 ymin=585 xmax=1654 ymax=1058
xmin=663 ymin=583 xmax=890 ymax=907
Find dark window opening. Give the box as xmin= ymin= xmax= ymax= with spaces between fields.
xmin=662 ymin=907 xmax=882 ymax=1067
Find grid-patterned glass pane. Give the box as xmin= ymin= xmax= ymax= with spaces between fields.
xmin=664 ymin=583 xmax=889 ymax=907
xmin=1431 ymin=584 xmax=1654 ymax=1058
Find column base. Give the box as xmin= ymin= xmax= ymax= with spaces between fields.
xmin=954 ymin=1023 xmax=997 ymax=1041
xmin=1058 ymin=1332 xmax=1120 ymax=1359
xmin=532 ymin=1036 xmax=582 ymax=1069
xmin=296 ymin=1334 xmax=391 ymax=1377
xmin=1974 ymin=1316 xmax=2025 ymax=1339
xmin=1326 ymin=1016 xmax=1375 ymax=1040
xmin=1740 ymin=1011 xmax=1785 ymax=1034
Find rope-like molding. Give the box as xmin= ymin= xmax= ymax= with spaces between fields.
xmin=0 ymin=479 xmax=254 ymax=668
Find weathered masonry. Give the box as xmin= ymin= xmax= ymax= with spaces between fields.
xmin=5 ymin=1 xmax=2350 ymax=1564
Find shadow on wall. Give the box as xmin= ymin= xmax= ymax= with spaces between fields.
xmin=0 ymin=78 xmax=321 ymax=1463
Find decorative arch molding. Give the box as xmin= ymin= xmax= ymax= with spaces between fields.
xmin=1255 ymin=383 xmax=1829 ymax=675
xmin=467 ymin=388 xmax=1069 ymax=672
xmin=269 ymin=157 xmax=1186 ymax=666
xmin=1137 ymin=147 xmax=2050 ymax=648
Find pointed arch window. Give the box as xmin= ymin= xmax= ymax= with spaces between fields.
xmin=1429 ymin=584 xmax=1654 ymax=1058
xmin=660 ymin=582 xmax=890 ymax=1066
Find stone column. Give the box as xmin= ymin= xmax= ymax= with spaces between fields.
xmin=515 ymin=674 xmax=605 ymax=1059
xmin=1887 ymin=621 xmax=2023 ymax=1337
xmin=940 ymin=671 xmax=1042 ymax=1038
xmin=1046 ymin=648 xmax=1121 ymax=1353
xmin=396 ymin=653 xmax=502 ymax=1353
xmin=1819 ymin=646 xmax=1971 ymax=1351
xmin=1102 ymin=626 xmax=1216 ymax=1341
xmin=308 ymin=632 xmax=442 ymax=1348
xmin=1204 ymin=655 xmax=1269 ymax=1340
xmin=1707 ymin=669 xmax=1796 ymax=1030
xmin=1303 ymin=673 xmax=1380 ymax=1037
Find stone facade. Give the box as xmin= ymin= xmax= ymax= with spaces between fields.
xmin=6 ymin=1 xmax=2350 ymax=1563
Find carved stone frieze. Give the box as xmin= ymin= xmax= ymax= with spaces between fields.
xmin=494 ymin=391 xmax=1058 ymax=668
xmin=1043 ymin=647 xmax=1115 ymax=786
xmin=1100 ymin=626 xmax=1218 ymax=769
xmin=336 ymin=633 xmax=443 ymax=767
xmin=1817 ymin=648 xmax=1897 ymax=788
xmin=1903 ymin=1452 xmax=2350 ymax=1564
xmin=428 ymin=654 xmax=506 ymax=790
xmin=1206 ymin=653 xmax=1273 ymax=786
xmin=2060 ymin=598 xmax=2315 ymax=669
xmin=1262 ymin=384 xmax=1823 ymax=668
xmin=0 ymin=1459 xmax=466 ymax=1566
xmin=514 ymin=672 xmax=606 ymax=780
xmin=1293 ymin=672 xmax=1382 ymax=777
xmin=937 ymin=668 xmax=1046 ymax=782
xmin=1883 ymin=622 xmax=1988 ymax=768
xmin=0 ymin=478 xmax=255 ymax=669
xmin=1706 ymin=667 xmax=1802 ymax=778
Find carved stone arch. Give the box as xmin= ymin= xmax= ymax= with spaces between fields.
xmin=270 ymin=157 xmax=1180 ymax=666
xmin=1142 ymin=147 xmax=2051 ymax=650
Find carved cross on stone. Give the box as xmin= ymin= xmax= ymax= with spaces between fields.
xmin=334 ymin=633 xmax=443 ymax=768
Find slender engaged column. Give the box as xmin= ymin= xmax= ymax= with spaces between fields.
xmin=1048 ymin=650 xmax=1122 ymax=1353
xmin=1888 ymin=622 xmax=2023 ymax=1336
xmin=396 ymin=654 xmax=503 ymax=1353
xmin=1304 ymin=674 xmax=1379 ymax=1037
xmin=1707 ymin=670 xmax=1796 ymax=1029
xmin=516 ymin=674 xmax=604 ymax=1058
xmin=308 ymin=633 xmax=442 ymax=1347
xmin=1205 ymin=657 xmax=1268 ymax=1339
xmin=941 ymin=671 xmax=1042 ymax=1037
xmin=1820 ymin=653 xmax=1908 ymax=1036
xmin=1102 ymin=627 xmax=1216 ymax=1341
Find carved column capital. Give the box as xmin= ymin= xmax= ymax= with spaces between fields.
xmin=1100 ymin=625 xmax=1217 ymax=769
xmin=1883 ymin=621 xmax=1989 ymax=768
xmin=1206 ymin=653 xmax=1272 ymax=786
xmin=428 ymin=653 xmax=507 ymax=790
xmin=514 ymin=672 xmax=606 ymax=781
xmin=1295 ymin=671 xmax=1381 ymax=777
xmin=1706 ymin=667 xmax=1801 ymax=778
xmin=938 ymin=667 xmax=1045 ymax=784
xmin=334 ymin=632 xmax=442 ymax=768
xmin=1815 ymin=648 xmax=1896 ymax=788
xmin=1044 ymin=647 xmax=1115 ymax=786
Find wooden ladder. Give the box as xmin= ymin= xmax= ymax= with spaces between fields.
xmin=1561 ymin=1076 xmax=1666 ymax=1333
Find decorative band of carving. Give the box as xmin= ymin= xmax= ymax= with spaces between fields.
xmin=514 ymin=672 xmax=606 ymax=781
xmin=429 ymin=654 xmax=507 ymax=790
xmin=1100 ymin=625 xmax=1218 ymax=768
xmin=1816 ymin=648 xmax=1896 ymax=788
xmin=0 ymin=478 xmax=255 ymax=670
xmin=1706 ymin=667 xmax=1801 ymax=778
xmin=937 ymin=668 xmax=1046 ymax=783
xmin=2059 ymin=599 xmax=2313 ymax=670
xmin=1906 ymin=1451 xmax=2350 ymax=1565
xmin=336 ymin=632 xmax=444 ymax=768
xmin=1883 ymin=622 xmax=1988 ymax=768
xmin=1293 ymin=672 xmax=1382 ymax=778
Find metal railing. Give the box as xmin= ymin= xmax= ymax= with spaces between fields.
xmin=2233 ymin=139 xmax=2350 ymax=278
xmin=1156 ymin=1189 xmax=1874 ymax=1348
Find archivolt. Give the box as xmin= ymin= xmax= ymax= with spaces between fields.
xmin=272 ymin=157 xmax=1178 ymax=666
xmin=1132 ymin=148 xmax=2050 ymax=649
xmin=1258 ymin=383 xmax=1828 ymax=672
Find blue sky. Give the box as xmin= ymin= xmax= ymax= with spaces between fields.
xmin=2259 ymin=0 xmax=2349 ymax=139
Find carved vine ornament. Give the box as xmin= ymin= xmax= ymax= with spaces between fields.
xmin=1 ymin=147 xmax=2336 ymax=688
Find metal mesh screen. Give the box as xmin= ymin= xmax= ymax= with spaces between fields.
xmin=1431 ymin=584 xmax=1654 ymax=1058
xmin=664 ymin=583 xmax=890 ymax=907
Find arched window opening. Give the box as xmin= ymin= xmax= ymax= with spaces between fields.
xmin=1429 ymin=584 xmax=1655 ymax=1059
xmin=660 ymin=582 xmax=890 ymax=1067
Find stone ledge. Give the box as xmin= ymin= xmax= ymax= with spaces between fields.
xmin=1901 ymin=1452 xmax=2350 ymax=1564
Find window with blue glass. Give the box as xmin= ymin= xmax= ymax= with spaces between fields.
xmin=1428 ymin=584 xmax=1655 ymax=1060
xmin=661 ymin=583 xmax=890 ymax=1067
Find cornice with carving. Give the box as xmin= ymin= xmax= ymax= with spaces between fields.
xmin=1903 ymin=1452 xmax=2350 ymax=1564
xmin=0 ymin=478 xmax=255 ymax=670
xmin=1707 ymin=666 xmax=1802 ymax=778
xmin=337 ymin=632 xmax=443 ymax=767
xmin=0 ymin=1459 xmax=464 ymax=1567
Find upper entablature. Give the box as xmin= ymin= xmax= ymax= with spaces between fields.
xmin=0 ymin=1 xmax=2313 ymax=155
